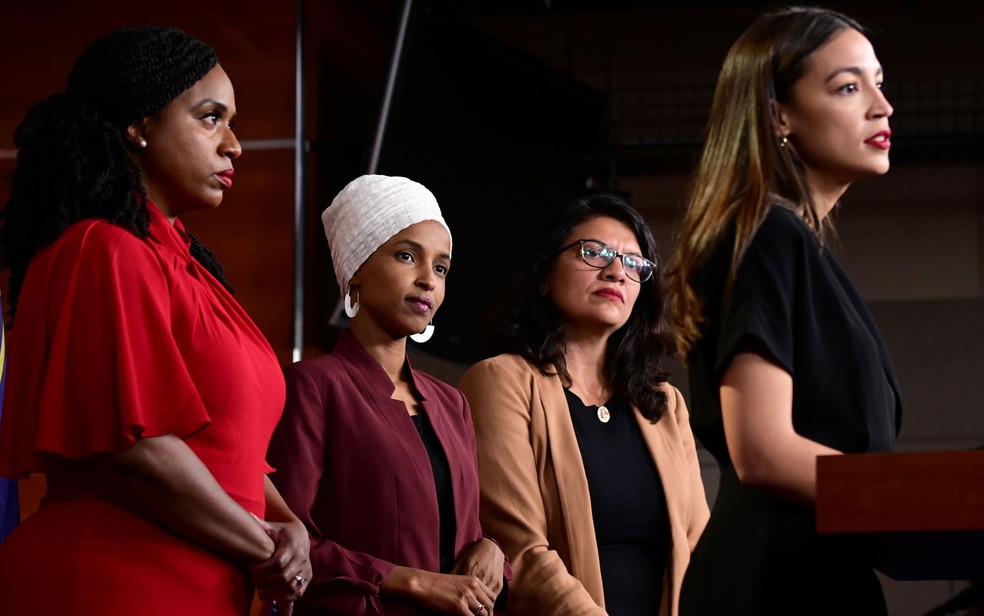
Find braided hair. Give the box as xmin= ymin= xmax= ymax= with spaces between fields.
xmin=1 ymin=26 xmax=234 ymax=318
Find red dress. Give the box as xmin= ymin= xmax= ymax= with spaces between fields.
xmin=0 ymin=204 xmax=286 ymax=614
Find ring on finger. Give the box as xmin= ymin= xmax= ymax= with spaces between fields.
xmin=293 ymin=574 xmax=306 ymax=587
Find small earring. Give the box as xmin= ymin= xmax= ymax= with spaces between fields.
xmin=410 ymin=322 xmax=434 ymax=344
xmin=778 ymin=136 xmax=788 ymax=148
xmin=138 ymin=138 xmax=147 ymax=149
xmin=343 ymin=291 xmax=359 ymax=319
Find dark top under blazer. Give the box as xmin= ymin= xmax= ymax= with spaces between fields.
xmin=267 ymin=329 xmax=504 ymax=615
xmin=680 ymin=206 xmax=902 ymax=615
xmin=460 ymin=354 xmax=708 ymax=616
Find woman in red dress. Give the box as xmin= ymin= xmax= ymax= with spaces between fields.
xmin=0 ymin=26 xmax=311 ymax=614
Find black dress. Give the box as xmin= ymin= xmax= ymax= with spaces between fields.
xmin=679 ymin=207 xmax=902 ymax=616
xmin=565 ymin=389 xmax=670 ymax=616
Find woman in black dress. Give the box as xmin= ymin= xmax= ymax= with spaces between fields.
xmin=667 ymin=6 xmax=902 ymax=615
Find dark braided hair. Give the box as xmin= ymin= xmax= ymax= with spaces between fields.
xmin=493 ymin=192 xmax=677 ymax=422
xmin=1 ymin=26 xmax=234 ymax=318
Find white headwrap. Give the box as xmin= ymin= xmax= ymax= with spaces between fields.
xmin=322 ymin=174 xmax=452 ymax=297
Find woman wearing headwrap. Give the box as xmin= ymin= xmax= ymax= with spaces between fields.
xmin=0 ymin=27 xmax=311 ymax=614
xmin=267 ymin=174 xmax=509 ymax=616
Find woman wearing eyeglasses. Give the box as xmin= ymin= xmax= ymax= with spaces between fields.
xmin=459 ymin=193 xmax=709 ymax=616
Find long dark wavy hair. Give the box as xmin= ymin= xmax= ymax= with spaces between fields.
xmin=0 ymin=26 xmax=233 ymax=320
xmin=493 ymin=192 xmax=676 ymax=422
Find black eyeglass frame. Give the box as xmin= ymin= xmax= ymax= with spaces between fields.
xmin=557 ymin=239 xmax=657 ymax=283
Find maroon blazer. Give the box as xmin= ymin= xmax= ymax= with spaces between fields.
xmin=267 ymin=330 xmax=505 ymax=615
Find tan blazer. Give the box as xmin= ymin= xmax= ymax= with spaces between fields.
xmin=459 ymin=354 xmax=709 ymax=616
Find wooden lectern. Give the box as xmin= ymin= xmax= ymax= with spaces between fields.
xmin=816 ymin=450 xmax=984 ymax=581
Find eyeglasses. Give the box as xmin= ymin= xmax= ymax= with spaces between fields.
xmin=558 ymin=239 xmax=656 ymax=283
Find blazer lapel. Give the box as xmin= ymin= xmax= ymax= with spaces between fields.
xmin=337 ymin=333 xmax=432 ymax=484
xmin=537 ymin=372 xmax=605 ymax=600
xmin=634 ymin=405 xmax=685 ymax=550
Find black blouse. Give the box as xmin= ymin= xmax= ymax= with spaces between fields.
xmin=565 ymin=388 xmax=669 ymax=616
xmin=411 ymin=412 xmax=457 ymax=573
xmin=689 ymin=206 xmax=901 ymax=463
xmin=680 ymin=206 xmax=902 ymax=615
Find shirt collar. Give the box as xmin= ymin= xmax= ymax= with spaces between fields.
xmin=147 ymin=200 xmax=193 ymax=251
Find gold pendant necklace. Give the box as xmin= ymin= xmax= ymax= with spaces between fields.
xmin=569 ymin=380 xmax=611 ymax=424
xmin=596 ymin=405 xmax=611 ymax=423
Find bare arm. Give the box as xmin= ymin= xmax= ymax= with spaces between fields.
xmin=720 ymin=351 xmax=840 ymax=504
xmin=89 ymin=433 xmax=275 ymax=561
xmin=249 ymin=477 xmax=314 ymax=603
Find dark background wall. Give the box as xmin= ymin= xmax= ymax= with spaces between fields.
xmin=2 ymin=1 xmax=982 ymax=613
xmin=0 ymin=0 xmax=300 ymax=362
xmin=311 ymin=4 xmax=609 ymax=362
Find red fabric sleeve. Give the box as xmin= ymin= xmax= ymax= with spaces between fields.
xmin=2 ymin=221 xmax=211 ymax=473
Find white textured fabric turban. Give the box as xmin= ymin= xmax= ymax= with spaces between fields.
xmin=322 ymin=174 xmax=452 ymax=297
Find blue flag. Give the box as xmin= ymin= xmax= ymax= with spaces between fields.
xmin=0 ymin=304 xmax=20 ymax=541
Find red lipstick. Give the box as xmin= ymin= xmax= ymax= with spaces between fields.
xmin=595 ymin=287 xmax=624 ymax=302
xmin=864 ymin=130 xmax=892 ymax=150
xmin=216 ymin=168 xmax=235 ymax=189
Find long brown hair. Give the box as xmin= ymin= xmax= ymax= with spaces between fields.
xmin=668 ymin=6 xmax=864 ymax=357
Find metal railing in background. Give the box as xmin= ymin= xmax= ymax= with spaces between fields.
xmin=887 ymin=75 xmax=984 ymax=159
xmin=609 ymin=83 xmax=713 ymax=149
xmin=606 ymin=74 xmax=984 ymax=173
